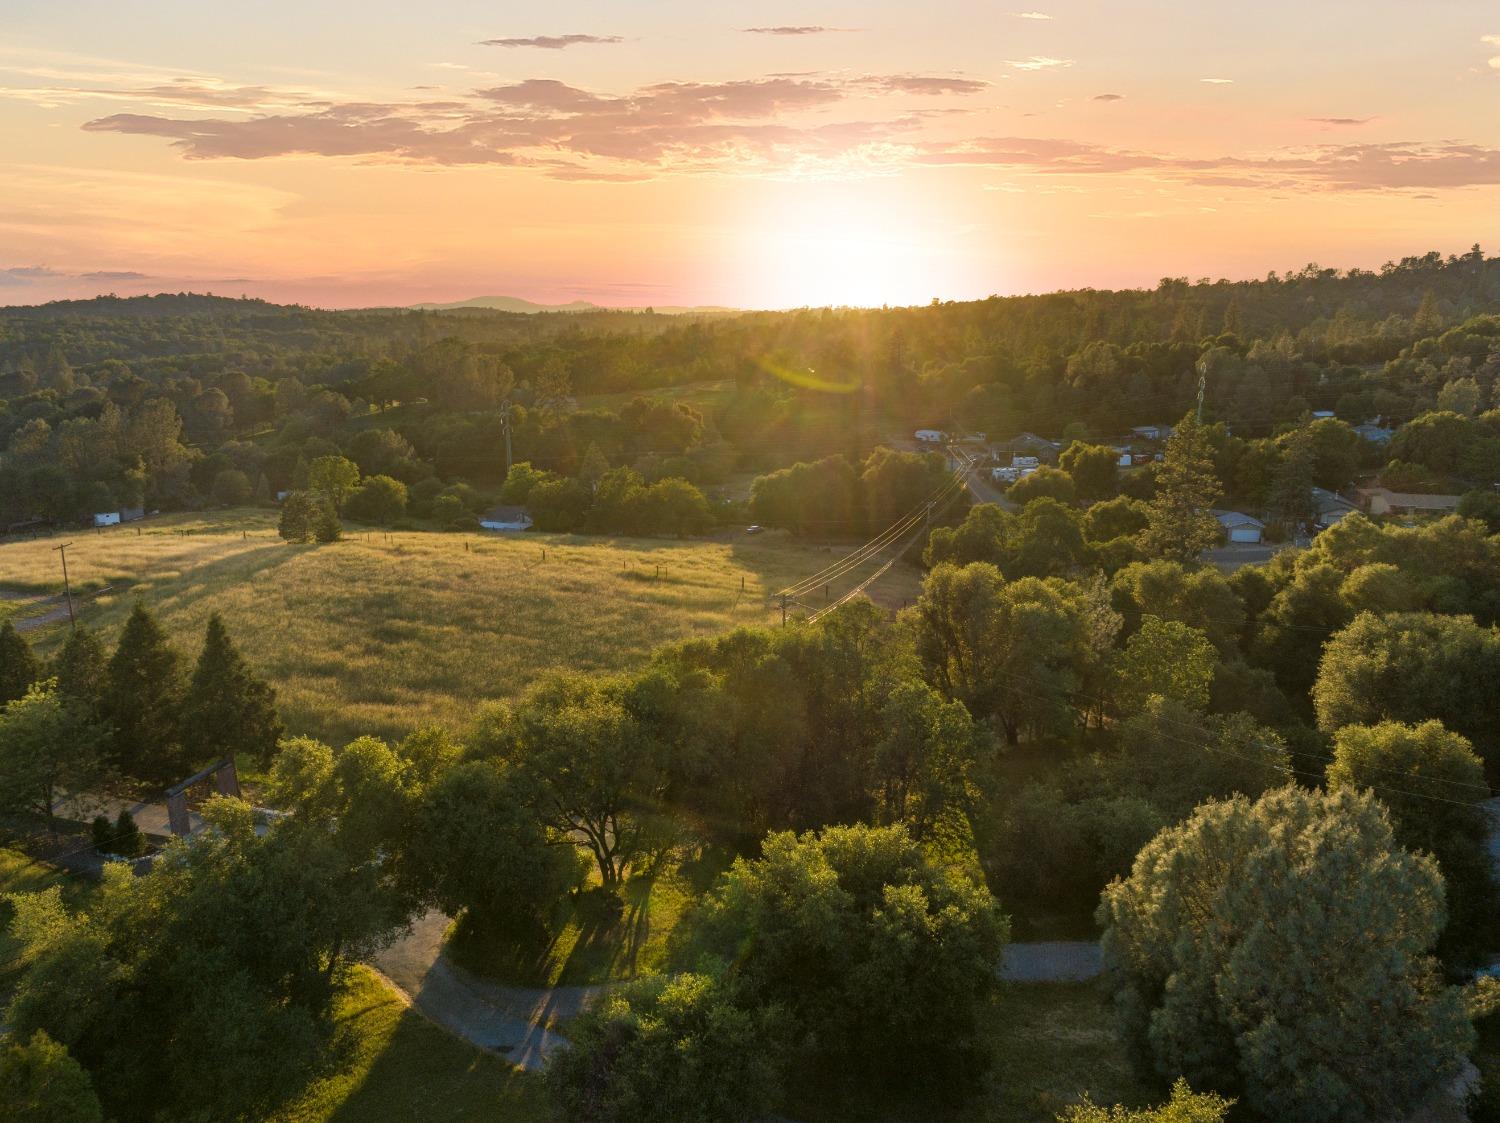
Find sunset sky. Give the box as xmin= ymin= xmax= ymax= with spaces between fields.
xmin=3 ymin=1 xmax=1498 ymax=309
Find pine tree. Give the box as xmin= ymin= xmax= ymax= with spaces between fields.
xmin=312 ymin=495 xmax=342 ymax=543
xmin=578 ymin=442 xmax=610 ymax=493
xmin=51 ymin=628 xmax=107 ymax=716
xmin=278 ymin=491 xmax=316 ymax=543
xmin=1268 ymin=427 xmax=1316 ymax=535
xmin=180 ymin=614 xmax=283 ymax=767
xmin=0 ymin=620 xmax=39 ymax=706
xmin=103 ymin=603 xmax=186 ymax=783
xmin=1141 ymin=414 xmax=1222 ymax=562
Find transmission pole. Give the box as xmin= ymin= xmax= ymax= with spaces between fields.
xmin=53 ymin=542 xmax=75 ymax=628
xmin=500 ymin=400 xmax=513 ymax=475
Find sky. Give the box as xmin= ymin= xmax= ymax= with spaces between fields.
xmin=1 ymin=1 xmax=1498 ymax=310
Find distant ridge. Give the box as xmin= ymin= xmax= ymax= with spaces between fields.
xmin=408 ymin=295 xmax=738 ymax=316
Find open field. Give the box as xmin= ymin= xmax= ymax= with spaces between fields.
xmin=0 ymin=511 xmax=922 ymax=745
xmin=576 ymin=377 xmax=738 ymax=416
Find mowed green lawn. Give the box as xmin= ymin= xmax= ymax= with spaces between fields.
xmin=1 ymin=511 xmax=920 ymax=745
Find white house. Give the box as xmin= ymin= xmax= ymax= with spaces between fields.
xmin=1010 ymin=454 xmax=1040 ymax=471
xmin=1214 ymin=510 xmax=1266 ymax=544
xmin=91 ymin=507 xmax=144 ymax=528
xmin=93 ymin=511 xmax=121 ymax=527
xmin=992 ymin=467 xmax=1020 ymax=484
xmin=479 ymin=505 xmax=534 ymax=531
xmin=1131 ymin=424 xmax=1173 ymax=442
xmin=915 ymin=429 xmax=946 ymax=443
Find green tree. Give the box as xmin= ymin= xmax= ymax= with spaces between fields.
xmin=1141 ymin=414 xmax=1221 ymax=562
xmin=307 ymin=454 xmax=360 ymax=511
xmin=1007 ymin=466 xmax=1077 ymax=506
xmin=0 ymin=619 xmax=39 ymax=706
xmin=0 ymin=1030 xmax=103 ymax=1123
xmin=312 ymin=493 xmax=342 ymax=542
xmin=1268 ymin=426 xmax=1316 ymax=534
xmin=1458 ymin=488 xmax=1500 ymax=533
xmin=685 ymin=824 xmax=1006 ymax=1105
xmin=1060 ymin=441 xmax=1121 ymax=502
xmin=6 ymin=798 xmax=411 ymax=1120
xmin=478 ymin=676 xmax=664 ymax=886
xmin=1326 ymin=720 xmax=1496 ymax=967
xmin=345 ymin=474 xmax=408 ymax=525
xmin=1312 ymin=611 xmax=1500 ymax=774
xmin=407 ymin=758 xmax=583 ymax=938
xmin=546 ymin=973 xmax=786 ymax=1123
xmin=913 ymin=563 xmax=1110 ymax=743
xmin=180 ymin=613 xmax=283 ymax=768
xmin=0 ymin=680 xmax=110 ymax=832
xmin=1110 ymin=616 xmax=1217 ymax=713
xmin=870 ymin=680 xmax=984 ymax=836
xmin=277 ymin=490 xmax=318 ymax=543
xmin=50 ymin=628 xmax=107 ymax=715
xmin=209 ymin=468 xmax=252 ymax=507
xmin=1058 ymin=1079 xmax=1231 ymax=1123
xmin=1109 ymin=559 xmax=1244 ymax=655
xmin=1098 ymin=785 xmax=1471 ymax=1122
xmin=103 ymin=603 xmax=187 ymax=782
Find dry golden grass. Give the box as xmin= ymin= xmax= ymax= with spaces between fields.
xmin=1 ymin=511 xmax=921 ymax=745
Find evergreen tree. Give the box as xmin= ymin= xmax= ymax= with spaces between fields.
xmin=103 ymin=603 xmax=186 ymax=783
xmin=1268 ymin=427 xmax=1316 ymax=535
xmin=578 ymin=442 xmax=610 ymax=492
xmin=181 ymin=614 xmax=283 ymax=767
xmin=312 ymin=495 xmax=342 ymax=542
xmin=0 ymin=620 xmax=39 ymax=706
xmin=277 ymin=491 xmax=317 ymax=543
xmin=1141 ymin=414 xmax=1221 ymax=562
xmin=51 ymin=628 xmax=107 ymax=716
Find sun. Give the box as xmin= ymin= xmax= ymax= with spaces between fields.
xmin=736 ymin=183 xmax=980 ymax=309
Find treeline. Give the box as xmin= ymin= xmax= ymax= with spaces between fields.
xmin=4 ymin=248 xmax=1500 ymax=537
xmin=0 ymin=606 xmax=280 ymax=797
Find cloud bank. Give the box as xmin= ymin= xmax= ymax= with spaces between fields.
xmin=479 ymin=35 xmax=622 ymax=50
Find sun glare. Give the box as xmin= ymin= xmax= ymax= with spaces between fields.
xmin=739 ymin=188 xmax=974 ymax=309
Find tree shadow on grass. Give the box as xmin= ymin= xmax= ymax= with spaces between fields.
xmin=323 ymin=996 xmax=541 ymax=1123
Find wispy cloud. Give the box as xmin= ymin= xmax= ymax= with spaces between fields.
xmin=1200 ymin=77 xmax=1234 ymax=84
xmin=915 ymin=136 xmax=1500 ymax=191
xmin=1484 ymin=34 xmax=1500 ymax=69
xmin=1008 ymin=57 xmax=1073 ymax=71
xmin=478 ymin=34 xmax=622 ymax=50
xmin=79 ymin=71 xmax=982 ymax=177
xmin=1092 ymin=93 xmax=1125 ymax=102
xmin=742 ymin=26 xmax=856 ymax=36
xmin=1308 ymin=116 xmax=1374 ymax=126
xmin=1012 ymin=11 xmax=1053 ymax=19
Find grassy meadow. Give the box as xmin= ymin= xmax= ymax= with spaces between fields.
xmin=0 ymin=511 xmax=921 ymax=746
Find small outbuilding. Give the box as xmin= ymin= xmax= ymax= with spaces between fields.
xmin=1214 ymin=509 xmax=1266 ymax=544
xmin=915 ymin=429 xmax=947 ymax=443
xmin=479 ymin=505 xmax=534 ymax=531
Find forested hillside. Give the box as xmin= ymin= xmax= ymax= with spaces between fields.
xmin=3 ymin=247 xmax=1499 ymax=536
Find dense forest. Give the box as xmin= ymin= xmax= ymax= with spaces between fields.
xmin=3 ymin=246 xmax=1500 ymax=537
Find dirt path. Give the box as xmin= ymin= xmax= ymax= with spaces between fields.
xmin=371 ymin=910 xmax=607 ymax=1072
xmin=998 ymin=941 xmax=1102 ymax=983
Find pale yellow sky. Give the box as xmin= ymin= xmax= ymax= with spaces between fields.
xmin=2 ymin=2 xmax=1497 ymax=308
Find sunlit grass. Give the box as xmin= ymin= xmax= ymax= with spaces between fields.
xmin=270 ymin=966 xmax=544 ymax=1122
xmin=1 ymin=511 xmax=920 ymax=745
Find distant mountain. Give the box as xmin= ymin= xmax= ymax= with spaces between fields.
xmin=408 ymin=295 xmax=737 ymax=316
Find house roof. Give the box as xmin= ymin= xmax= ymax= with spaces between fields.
xmin=1213 ymin=509 xmax=1265 ymax=529
xmin=480 ymin=505 xmax=532 ymax=522
xmin=1356 ymin=487 xmax=1461 ymax=510
xmin=1311 ymin=487 xmax=1358 ymax=514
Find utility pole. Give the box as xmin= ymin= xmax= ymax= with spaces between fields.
xmin=780 ymin=593 xmax=788 ymax=627
xmin=500 ymin=399 xmax=513 ymax=475
xmin=53 ymin=542 xmax=75 ymax=628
